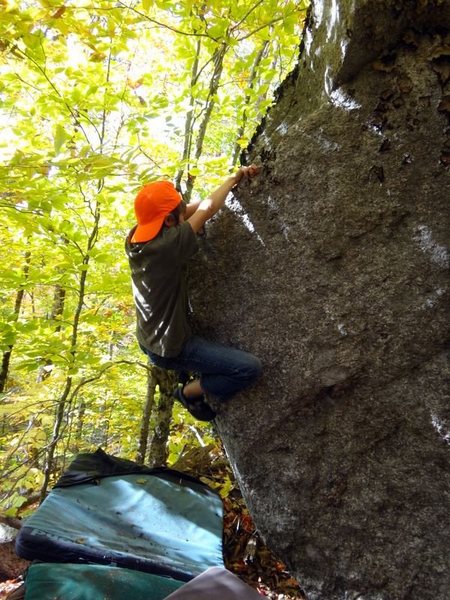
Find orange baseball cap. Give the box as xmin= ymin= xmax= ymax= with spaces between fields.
xmin=131 ymin=180 xmax=182 ymax=243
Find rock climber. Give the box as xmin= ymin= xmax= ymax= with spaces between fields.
xmin=126 ymin=166 xmax=262 ymax=421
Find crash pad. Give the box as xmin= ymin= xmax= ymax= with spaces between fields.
xmin=16 ymin=450 xmax=224 ymax=581
xmin=24 ymin=562 xmax=183 ymax=600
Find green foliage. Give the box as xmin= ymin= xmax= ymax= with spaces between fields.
xmin=0 ymin=0 xmax=308 ymax=512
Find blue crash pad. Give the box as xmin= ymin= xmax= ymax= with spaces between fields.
xmin=16 ymin=451 xmax=224 ymax=581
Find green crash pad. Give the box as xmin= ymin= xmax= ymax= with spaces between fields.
xmin=24 ymin=562 xmax=184 ymax=600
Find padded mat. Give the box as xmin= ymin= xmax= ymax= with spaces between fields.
xmin=16 ymin=452 xmax=224 ymax=581
xmin=24 ymin=562 xmax=183 ymax=600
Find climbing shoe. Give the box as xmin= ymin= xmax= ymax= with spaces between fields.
xmin=173 ymin=387 xmax=216 ymax=422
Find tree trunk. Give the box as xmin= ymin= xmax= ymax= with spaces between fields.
xmin=0 ymin=349 xmax=14 ymax=394
xmin=73 ymin=399 xmax=86 ymax=453
xmin=40 ymin=376 xmax=72 ymax=502
xmin=136 ymin=367 xmax=157 ymax=465
xmin=37 ymin=283 xmax=66 ymax=382
xmin=146 ymin=366 xmax=176 ymax=467
xmin=0 ymin=251 xmax=30 ymax=393
xmin=189 ymin=2 xmax=450 ymax=599
xmin=175 ymin=39 xmax=202 ymax=192
xmin=184 ymin=43 xmax=228 ymax=202
xmin=146 ymin=392 xmax=174 ymax=467
xmin=40 ymin=201 xmax=100 ymax=502
xmin=231 ymin=39 xmax=269 ymax=167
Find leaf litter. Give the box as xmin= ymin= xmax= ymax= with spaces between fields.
xmin=173 ymin=443 xmax=307 ymax=599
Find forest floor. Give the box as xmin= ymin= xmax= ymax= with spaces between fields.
xmin=0 ymin=444 xmax=306 ymax=599
xmin=173 ymin=443 xmax=307 ymax=599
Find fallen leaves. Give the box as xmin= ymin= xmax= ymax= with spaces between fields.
xmin=0 ymin=577 xmax=24 ymax=600
xmin=174 ymin=443 xmax=306 ymax=599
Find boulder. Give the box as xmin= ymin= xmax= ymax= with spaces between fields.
xmin=190 ymin=1 xmax=450 ymax=598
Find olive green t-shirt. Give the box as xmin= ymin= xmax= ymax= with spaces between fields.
xmin=125 ymin=222 xmax=199 ymax=357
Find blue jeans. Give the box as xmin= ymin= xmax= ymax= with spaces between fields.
xmin=141 ymin=336 xmax=262 ymax=402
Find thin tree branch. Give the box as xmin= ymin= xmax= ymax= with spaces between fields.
xmin=193 ymin=53 xmax=216 ymax=86
xmin=67 ymin=359 xmax=152 ymax=405
xmin=176 ymin=38 xmax=202 ymax=189
xmin=231 ymin=38 xmax=269 ymax=166
xmin=13 ymin=46 xmax=94 ymax=145
xmin=137 ymin=141 xmax=163 ymax=170
xmin=116 ymin=1 xmax=215 ymax=40
xmin=230 ymin=0 xmax=266 ymax=33
xmin=236 ymin=9 xmax=305 ymax=42
xmin=0 ymin=398 xmax=59 ymax=421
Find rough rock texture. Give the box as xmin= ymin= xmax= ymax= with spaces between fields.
xmin=190 ymin=2 xmax=450 ymax=599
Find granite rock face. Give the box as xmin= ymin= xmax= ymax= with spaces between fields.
xmin=190 ymin=2 xmax=450 ymax=598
